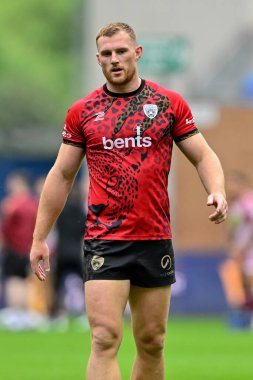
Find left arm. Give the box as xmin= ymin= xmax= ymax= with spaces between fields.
xmin=177 ymin=133 xmax=228 ymax=224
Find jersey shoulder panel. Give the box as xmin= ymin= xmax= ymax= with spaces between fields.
xmin=63 ymin=99 xmax=84 ymax=147
xmin=145 ymin=80 xmax=199 ymax=142
xmin=62 ymin=87 xmax=104 ymax=147
xmin=66 ymin=86 xmax=105 ymax=117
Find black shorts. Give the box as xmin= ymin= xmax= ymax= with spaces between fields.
xmin=82 ymin=239 xmax=176 ymax=288
xmin=2 ymin=248 xmax=30 ymax=279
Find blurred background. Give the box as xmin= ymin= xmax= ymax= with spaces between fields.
xmin=0 ymin=0 xmax=253 ymax=378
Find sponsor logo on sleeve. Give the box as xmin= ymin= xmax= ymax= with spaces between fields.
xmin=62 ymin=124 xmax=72 ymax=138
xmin=185 ymin=117 xmax=195 ymax=125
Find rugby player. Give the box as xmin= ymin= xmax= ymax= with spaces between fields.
xmin=30 ymin=22 xmax=228 ymax=380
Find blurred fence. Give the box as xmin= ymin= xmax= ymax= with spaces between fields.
xmin=171 ymin=252 xmax=227 ymax=315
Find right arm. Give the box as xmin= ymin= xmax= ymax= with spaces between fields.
xmin=30 ymin=143 xmax=85 ymax=281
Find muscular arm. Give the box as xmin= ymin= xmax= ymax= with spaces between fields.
xmin=30 ymin=143 xmax=85 ymax=280
xmin=177 ymin=133 xmax=228 ymax=224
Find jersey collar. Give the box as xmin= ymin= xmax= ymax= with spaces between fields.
xmin=103 ymin=79 xmax=145 ymax=98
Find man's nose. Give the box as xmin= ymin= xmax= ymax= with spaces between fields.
xmin=111 ymin=51 xmax=119 ymax=63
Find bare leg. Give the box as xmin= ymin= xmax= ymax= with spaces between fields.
xmin=85 ymin=280 xmax=130 ymax=380
xmin=5 ymin=277 xmax=28 ymax=309
xmin=129 ymin=285 xmax=171 ymax=380
xmin=219 ymin=259 xmax=246 ymax=307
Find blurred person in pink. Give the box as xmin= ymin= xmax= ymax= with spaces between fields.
xmin=0 ymin=171 xmax=38 ymax=329
xmin=219 ymin=171 xmax=253 ymax=328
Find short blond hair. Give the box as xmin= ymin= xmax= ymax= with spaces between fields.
xmin=96 ymin=22 xmax=137 ymax=45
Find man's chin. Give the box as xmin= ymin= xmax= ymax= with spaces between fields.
xmin=106 ymin=73 xmax=127 ymax=85
xmin=110 ymin=78 xmax=126 ymax=86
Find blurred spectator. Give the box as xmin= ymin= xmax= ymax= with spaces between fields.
xmin=219 ymin=171 xmax=253 ymax=329
xmin=53 ymin=182 xmax=85 ymax=319
xmin=26 ymin=176 xmax=57 ymax=320
xmin=0 ymin=171 xmax=38 ymax=330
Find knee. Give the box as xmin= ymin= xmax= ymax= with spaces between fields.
xmin=136 ymin=330 xmax=166 ymax=358
xmin=91 ymin=324 xmax=122 ymax=355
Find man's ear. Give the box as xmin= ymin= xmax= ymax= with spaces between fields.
xmin=135 ymin=45 xmax=143 ymax=61
xmin=96 ymin=53 xmax=101 ymax=65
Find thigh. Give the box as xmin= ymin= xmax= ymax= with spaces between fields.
xmin=85 ymin=280 xmax=130 ymax=331
xmin=129 ymin=285 xmax=171 ymax=338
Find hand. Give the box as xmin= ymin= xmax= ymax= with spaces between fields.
xmin=207 ymin=193 xmax=228 ymax=224
xmin=30 ymin=240 xmax=50 ymax=281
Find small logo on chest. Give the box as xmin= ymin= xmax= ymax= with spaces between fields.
xmin=95 ymin=112 xmax=105 ymax=121
xmin=143 ymin=104 xmax=158 ymax=119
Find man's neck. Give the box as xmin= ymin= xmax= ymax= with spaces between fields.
xmin=106 ymin=77 xmax=141 ymax=94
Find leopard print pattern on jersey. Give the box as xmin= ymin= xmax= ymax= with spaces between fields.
xmin=84 ymin=84 xmax=175 ymax=238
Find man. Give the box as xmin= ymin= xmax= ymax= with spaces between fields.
xmin=219 ymin=171 xmax=253 ymax=329
xmin=30 ymin=22 xmax=228 ymax=380
xmin=0 ymin=171 xmax=37 ymax=329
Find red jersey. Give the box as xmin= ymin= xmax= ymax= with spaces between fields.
xmin=1 ymin=194 xmax=38 ymax=255
xmin=63 ymin=79 xmax=199 ymax=240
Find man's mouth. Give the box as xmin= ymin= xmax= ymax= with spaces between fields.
xmin=111 ymin=68 xmax=123 ymax=73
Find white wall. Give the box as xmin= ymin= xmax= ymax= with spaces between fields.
xmin=83 ymin=0 xmax=253 ymax=96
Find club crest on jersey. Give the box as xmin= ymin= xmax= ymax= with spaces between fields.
xmin=143 ymin=104 xmax=158 ymax=119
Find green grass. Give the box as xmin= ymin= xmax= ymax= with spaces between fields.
xmin=0 ymin=317 xmax=252 ymax=379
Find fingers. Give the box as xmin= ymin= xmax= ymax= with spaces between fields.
xmin=210 ymin=213 xmax=227 ymax=224
xmin=31 ymin=258 xmax=48 ymax=281
xmin=30 ymin=242 xmax=50 ymax=281
xmin=207 ymin=193 xmax=228 ymax=224
xmin=208 ymin=206 xmax=227 ymax=223
xmin=37 ymin=261 xmax=47 ymax=281
xmin=43 ymin=255 xmax=51 ymax=272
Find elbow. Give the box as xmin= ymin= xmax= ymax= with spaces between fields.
xmin=49 ymin=165 xmax=76 ymax=188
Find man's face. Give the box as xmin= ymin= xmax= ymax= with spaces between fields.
xmin=96 ymin=31 xmax=142 ymax=89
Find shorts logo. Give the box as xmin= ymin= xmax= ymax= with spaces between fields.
xmin=91 ymin=255 xmax=104 ymax=271
xmin=143 ymin=104 xmax=158 ymax=119
xmin=161 ymin=255 xmax=171 ymax=270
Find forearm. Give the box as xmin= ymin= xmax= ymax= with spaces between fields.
xmin=33 ymin=166 xmax=74 ymax=242
xmin=195 ymin=150 xmax=226 ymax=197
